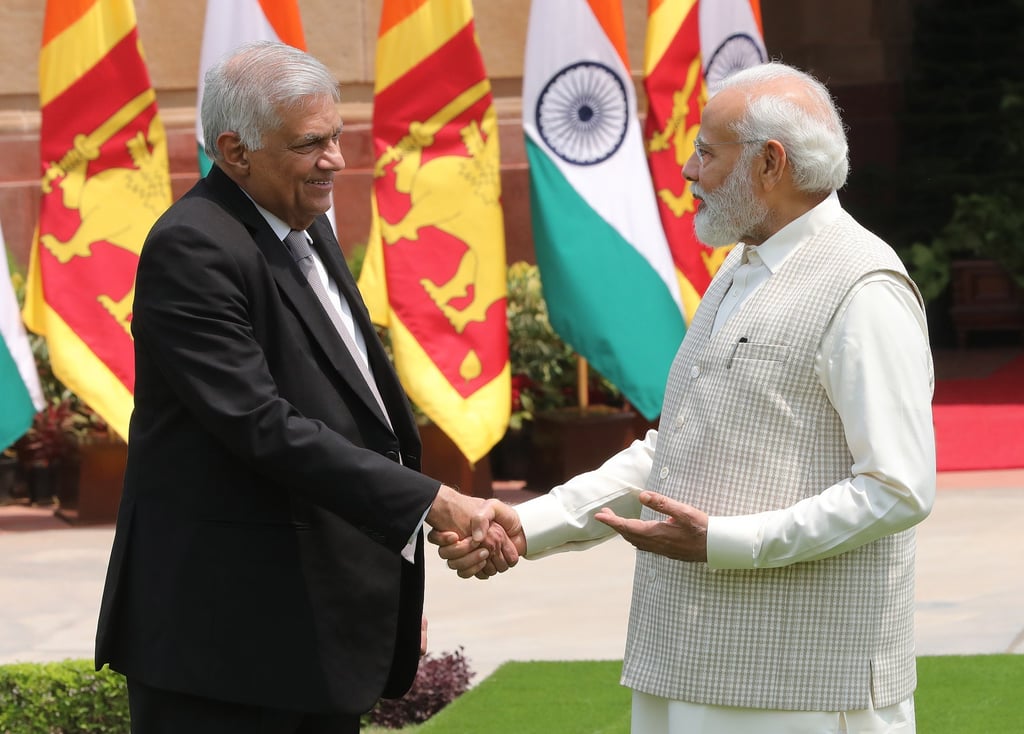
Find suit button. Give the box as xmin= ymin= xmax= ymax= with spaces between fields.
xmin=385 ymin=450 xmax=400 ymax=462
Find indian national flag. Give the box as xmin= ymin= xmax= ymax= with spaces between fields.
xmin=358 ymin=0 xmax=510 ymax=464
xmin=523 ymin=0 xmax=684 ymax=421
xmin=195 ymin=0 xmax=306 ymax=177
xmin=24 ymin=0 xmax=172 ymax=440
xmin=1 ymin=222 xmax=45 ymax=451
xmin=644 ymin=0 xmax=765 ymax=321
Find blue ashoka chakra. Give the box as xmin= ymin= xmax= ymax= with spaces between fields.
xmin=704 ymin=33 xmax=766 ymax=89
xmin=535 ymin=61 xmax=629 ymax=166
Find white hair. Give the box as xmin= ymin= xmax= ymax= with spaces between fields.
xmin=201 ymin=40 xmax=340 ymax=161
xmin=712 ymin=62 xmax=849 ymax=193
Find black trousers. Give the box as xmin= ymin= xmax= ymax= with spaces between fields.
xmin=126 ymin=678 xmax=360 ymax=734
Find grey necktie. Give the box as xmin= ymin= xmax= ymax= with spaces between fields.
xmin=284 ymin=229 xmax=392 ymax=427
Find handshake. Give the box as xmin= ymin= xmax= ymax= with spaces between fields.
xmin=424 ymin=483 xmax=712 ymax=576
xmin=424 ymin=485 xmax=525 ymax=579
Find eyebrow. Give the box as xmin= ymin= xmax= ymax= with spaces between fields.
xmin=297 ymin=125 xmax=343 ymax=144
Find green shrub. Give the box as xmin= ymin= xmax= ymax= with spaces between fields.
xmin=0 ymin=660 xmax=128 ymax=734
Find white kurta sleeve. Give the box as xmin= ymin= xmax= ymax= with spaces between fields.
xmin=517 ymin=429 xmax=658 ymax=557
xmin=708 ymin=274 xmax=936 ymax=569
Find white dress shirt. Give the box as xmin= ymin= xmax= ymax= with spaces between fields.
xmin=254 ymin=204 xmax=372 ymax=372
xmin=254 ymin=205 xmax=423 ymax=563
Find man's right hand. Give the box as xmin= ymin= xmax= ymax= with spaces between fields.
xmin=428 ymin=499 xmax=526 ymax=579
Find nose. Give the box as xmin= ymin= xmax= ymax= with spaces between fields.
xmin=682 ymin=151 xmax=700 ymax=182
xmin=321 ymin=139 xmax=345 ymax=171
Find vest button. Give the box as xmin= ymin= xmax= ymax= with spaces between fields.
xmin=659 ymin=467 xmax=669 ymax=479
xmin=689 ymin=365 xmax=700 ymax=378
xmin=674 ymin=414 xmax=684 ymax=428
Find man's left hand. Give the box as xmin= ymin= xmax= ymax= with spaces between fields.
xmin=595 ymin=491 xmax=709 ymax=562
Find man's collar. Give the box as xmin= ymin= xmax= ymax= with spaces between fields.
xmin=744 ymin=192 xmax=841 ymax=274
xmin=242 ymin=192 xmax=293 ymax=242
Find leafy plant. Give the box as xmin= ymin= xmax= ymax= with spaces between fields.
xmin=898 ymin=2 xmax=1024 ymax=303
xmin=908 ymin=184 xmax=1024 ymax=302
xmin=365 ymin=648 xmax=474 ymax=729
xmin=8 ymin=267 xmax=119 ymax=471
xmin=506 ymin=262 xmax=577 ymax=429
xmin=506 ymin=262 xmax=624 ymax=429
xmin=0 ymin=660 xmax=130 ymax=733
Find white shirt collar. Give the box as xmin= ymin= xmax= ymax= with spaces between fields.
xmin=242 ymin=193 xmax=300 ymax=244
xmin=744 ymin=192 xmax=842 ymax=274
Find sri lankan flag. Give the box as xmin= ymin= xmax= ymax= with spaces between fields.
xmin=644 ymin=0 xmax=765 ymax=322
xmin=23 ymin=0 xmax=172 ymax=440
xmin=358 ymin=0 xmax=510 ymax=464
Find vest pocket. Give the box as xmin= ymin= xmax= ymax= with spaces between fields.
xmin=730 ymin=341 xmax=791 ymax=365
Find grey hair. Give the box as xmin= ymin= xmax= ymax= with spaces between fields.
xmin=712 ymin=62 xmax=849 ymax=193
xmin=201 ymin=40 xmax=340 ymax=162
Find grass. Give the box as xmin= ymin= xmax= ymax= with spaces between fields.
xmin=364 ymin=655 xmax=1024 ymax=733
xmin=916 ymin=654 xmax=1023 ymax=732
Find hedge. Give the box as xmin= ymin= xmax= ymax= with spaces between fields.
xmin=0 ymin=660 xmax=129 ymax=733
xmin=1 ymin=651 xmax=471 ymax=732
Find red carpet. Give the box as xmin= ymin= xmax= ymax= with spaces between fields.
xmin=933 ymin=353 xmax=1024 ymax=471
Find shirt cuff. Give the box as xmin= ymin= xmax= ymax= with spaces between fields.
xmin=516 ymin=493 xmax=578 ymax=557
xmin=707 ymin=514 xmax=765 ymax=569
xmin=402 ymin=506 xmax=431 ymax=563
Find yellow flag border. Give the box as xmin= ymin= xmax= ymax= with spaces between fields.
xmin=22 ymin=229 xmax=133 ymax=440
xmin=388 ymin=311 xmax=510 ymax=464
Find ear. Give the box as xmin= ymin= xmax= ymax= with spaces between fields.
xmin=757 ymin=139 xmax=787 ymax=192
xmin=216 ymin=132 xmax=249 ymax=176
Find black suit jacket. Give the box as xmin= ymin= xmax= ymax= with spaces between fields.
xmin=95 ymin=165 xmax=440 ymax=715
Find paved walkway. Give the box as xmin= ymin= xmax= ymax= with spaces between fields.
xmin=1 ymin=469 xmax=1023 ymax=684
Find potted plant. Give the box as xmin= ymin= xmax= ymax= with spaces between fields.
xmin=907 ymin=187 xmax=1024 ymax=348
xmin=896 ymin=9 xmax=1024 ymax=347
xmin=13 ymin=396 xmax=75 ymax=505
xmin=8 ymin=276 xmax=126 ymax=518
xmin=497 ymin=262 xmax=636 ymax=488
xmin=54 ymin=396 xmax=126 ymax=525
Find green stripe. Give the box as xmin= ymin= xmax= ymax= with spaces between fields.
xmin=197 ymin=144 xmax=213 ymax=177
xmin=526 ymin=138 xmax=686 ymax=420
xmin=0 ymin=334 xmax=36 ymax=451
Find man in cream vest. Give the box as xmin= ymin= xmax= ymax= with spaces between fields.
xmin=433 ymin=62 xmax=935 ymax=733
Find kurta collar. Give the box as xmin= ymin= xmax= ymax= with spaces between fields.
xmin=743 ymin=192 xmax=842 ymax=275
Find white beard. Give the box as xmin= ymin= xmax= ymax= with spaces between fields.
xmin=692 ymin=165 xmax=769 ymax=247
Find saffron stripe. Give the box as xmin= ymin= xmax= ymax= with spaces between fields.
xmin=40 ymin=0 xmax=135 ymax=106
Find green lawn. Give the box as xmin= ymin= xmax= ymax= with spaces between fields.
xmin=365 ymin=655 xmax=1024 ymax=733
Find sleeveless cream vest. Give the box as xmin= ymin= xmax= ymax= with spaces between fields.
xmin=621 ymin=209 xmax=923 ymax=711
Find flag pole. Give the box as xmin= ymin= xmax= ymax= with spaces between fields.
xmin=577 ymin=355 xmax=589 ymax=411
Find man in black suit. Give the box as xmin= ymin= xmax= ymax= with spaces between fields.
xmin=95 ymin=40 xmax=515 ymax=733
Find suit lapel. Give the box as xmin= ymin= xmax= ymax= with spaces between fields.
xmin=307 ymin=219 xmax=417 ymax=434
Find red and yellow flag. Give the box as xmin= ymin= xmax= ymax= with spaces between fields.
xmin=644 ymin=0 xmax=765 ymax=322
xmin=358 ymin=0 xmax=509 ymax=464
xmin=23 ymin=0 xmax=172 ymax=439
